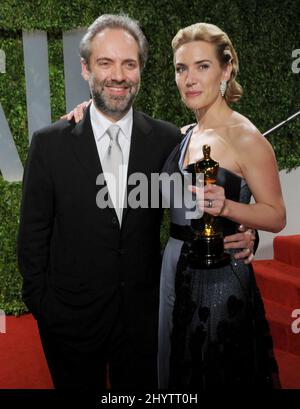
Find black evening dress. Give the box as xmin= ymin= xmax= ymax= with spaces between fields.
xmin=158 ymin=127 xmax=279 ymax=389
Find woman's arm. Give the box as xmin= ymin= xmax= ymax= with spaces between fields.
xmin=194 ymin=128 xmax=286 ymax=233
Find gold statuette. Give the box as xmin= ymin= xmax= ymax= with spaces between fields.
xmin=191 ymin=144 xmax=231 ymax=268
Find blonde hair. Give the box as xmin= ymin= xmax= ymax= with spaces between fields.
xmin=172 ymin=23 xmax=242 ymax=103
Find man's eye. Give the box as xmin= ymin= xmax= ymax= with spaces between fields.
xmin=127 ymin=62 xmax=137 ymax=69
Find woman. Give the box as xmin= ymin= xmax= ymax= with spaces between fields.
xmin=158 ymin=22 xmax=285 ymax=389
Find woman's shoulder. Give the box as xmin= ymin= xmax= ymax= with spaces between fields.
xmin=229 ymin=112 xmax=266 ymax=143
xmin=229 ymin=111 xmax=274 ymax=154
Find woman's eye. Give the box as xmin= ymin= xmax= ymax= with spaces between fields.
xmin=176 ymin=66 xmax=186 ymax=73
xmin=198 ymin=64 xmax=209 ymax=70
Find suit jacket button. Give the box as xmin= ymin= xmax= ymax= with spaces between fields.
xmin=120 ymin=281 xmax=125 ymax=287
xmin=112 ymin=216 xmax=118 ymax=225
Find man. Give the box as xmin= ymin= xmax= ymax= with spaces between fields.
xmin=18 ymin=14 xmax=254 ymax=390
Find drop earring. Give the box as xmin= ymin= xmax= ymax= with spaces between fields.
xmin=220 ymin=80 xmax=227 ymax=97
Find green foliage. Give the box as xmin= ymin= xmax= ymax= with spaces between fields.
xmin=0 ymin=37 xmax=28 ymax=163
xmin=48 ymin=34 xmax=66 ymax=120
xmin=0 ymin=176 xmax=26 ymax=315
xmin=0 ymin=0 xmax=300 ymax=313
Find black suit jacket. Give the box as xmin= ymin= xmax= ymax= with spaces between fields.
xmin=18 ymin=107 xmax=181 ymax=353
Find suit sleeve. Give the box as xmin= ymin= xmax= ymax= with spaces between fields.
xmin=17 ymin=132 xmax=54 ymax=319
xmin=170 ymin=128 xmax=182 ymax=150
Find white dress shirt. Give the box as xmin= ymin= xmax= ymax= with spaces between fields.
xmin=90 ymin=102 xmax=133 ymax=220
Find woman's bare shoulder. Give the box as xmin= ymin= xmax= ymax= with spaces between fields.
xmin=229 ymin=112 xmax=274 ymax=154
xmin=230 ymin=112 xmax=265 ymax=141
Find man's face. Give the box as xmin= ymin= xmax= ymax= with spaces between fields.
xmin=82 ymin=28 xmax=141 ymax=121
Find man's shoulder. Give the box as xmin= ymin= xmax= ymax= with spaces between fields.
xmin=135 ymin=111 xmax=180 ymax=135
xmin=32 ymin=118 xmax=76 ymax=140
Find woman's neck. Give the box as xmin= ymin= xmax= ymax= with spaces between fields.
xmin=194 ymin=98 xmax=233 ymax=133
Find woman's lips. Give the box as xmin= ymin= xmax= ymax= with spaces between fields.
xmin=185 ymin=91 xmax=202 ymax=97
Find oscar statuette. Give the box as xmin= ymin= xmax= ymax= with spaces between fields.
xmin=190 ymin=144 xmax=231 ymax=268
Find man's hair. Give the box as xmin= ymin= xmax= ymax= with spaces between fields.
xmin=80 ymin=14 xmax=148 ymax=69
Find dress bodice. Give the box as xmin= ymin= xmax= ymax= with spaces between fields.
xmin=161 ymin=127 xmax=252 ymax=236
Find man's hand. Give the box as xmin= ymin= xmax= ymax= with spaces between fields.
xmin=60 ymin=99 xmax=92 ymax=123
xmin=224 ymin=224 xmax=256 ymax=264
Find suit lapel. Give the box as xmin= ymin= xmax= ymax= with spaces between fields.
xmin=71 ymin=106 xmax=102 ymax=185
xmin=70 ymin=106 xmax=115 ymax=216
xmin=122 ymin=111 xmax=152 ymax=222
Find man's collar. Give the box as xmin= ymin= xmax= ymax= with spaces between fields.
xmin=90 ymin=101 xmax=133 ymax=141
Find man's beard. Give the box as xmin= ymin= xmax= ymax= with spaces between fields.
xmin=90 ymin=78 xmax=140 ymax=119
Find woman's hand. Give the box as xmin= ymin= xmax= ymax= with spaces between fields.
xmin=60 ymin=99 xmax=92 ymax=123
xmin=189 ymin=184 xmax=227 ymax=217
xmin=189 ymin=184 xmax=256 ymax=264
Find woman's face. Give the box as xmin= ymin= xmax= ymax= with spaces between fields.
xmin=174 ymin=40 xmax=230 ymax=111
